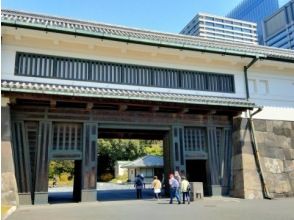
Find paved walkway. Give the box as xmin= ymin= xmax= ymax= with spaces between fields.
xmin=7 ymin=197 xmax=294 ymax=220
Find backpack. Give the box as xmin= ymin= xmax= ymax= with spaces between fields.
xmin=135 ymin=178 xmax=143 ymax=186
xmin=187 ymin=183 xmax=191 ymax=192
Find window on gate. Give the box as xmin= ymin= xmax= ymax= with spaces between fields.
xmin=184 ymin=127 xmax=206 ymax=152
xmin=52 ymin=123 xmax=83 ymax=152
xmin=14 ymin=52 xmax=235 ymax=93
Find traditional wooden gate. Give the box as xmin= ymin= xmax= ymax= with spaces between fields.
xmin=11 ymin=119 xmax=98 ymax=204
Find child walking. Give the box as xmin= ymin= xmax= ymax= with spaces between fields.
xmin=181 ymin=176 xmax=190 ymax=204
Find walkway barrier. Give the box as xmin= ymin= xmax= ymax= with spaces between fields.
xmin=190 ymin=182 xmax=204 ymax=201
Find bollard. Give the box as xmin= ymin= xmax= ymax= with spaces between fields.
xmin=189 ymin=182 xmax=204 ymax=201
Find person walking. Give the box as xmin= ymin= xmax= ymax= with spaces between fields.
xmin=181 ymin=176 xmax=190 ymax=204
xmin=151 ymin=176 xmax=162 ymax=200
xmin=169 ymin=174 xmax=181 ymax=204
xmin=174 ymin=171 xmax=182 ymax=201
xmin=134 ymin=174 xmax=144 ymax=199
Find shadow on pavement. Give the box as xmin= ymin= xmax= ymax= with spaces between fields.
xmin=97 ymin=188 xmax=154 ymax=201
xmin=48 ymin=188 xmax=157 ymax=204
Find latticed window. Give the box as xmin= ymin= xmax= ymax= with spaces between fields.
xmin=15 ymin=52 xmax=235 ymax=93
xmin=52 ymin=123 xmax=83 ymax=151
xmin=184 ymin=127 xmax=206 ymax=152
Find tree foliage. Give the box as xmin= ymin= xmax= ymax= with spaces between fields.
xmin=49 ymin=160 xmax=75 ymax=179
xmin=97 ymin=139 xmax=163 ymax=179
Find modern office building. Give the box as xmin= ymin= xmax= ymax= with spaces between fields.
xmin=263 ymin=0 xmax=294 ymax=49
xmin=227 ymin=0 xmax=279 ymax=44
xmin=180 ymin=13 xmax=258 ymax=45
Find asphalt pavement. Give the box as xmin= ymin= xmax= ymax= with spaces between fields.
xmin=7 ymin=183 xmax=294 ymax=220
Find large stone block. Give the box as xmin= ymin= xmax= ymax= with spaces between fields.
xmin=232 ymin=154 xmax=243 ymax=170
xmin=243 ymin=170 xmax=262 ymax=191
xmin=264 ymin=173 xmax=292 ymax=194
xmin=284 ymin=148 xmax=294 ymax=160
xmin=254 ymin=131 xmax=265 ymax=146
xmin=273 ymin=127 xmax=292 ymax=138
xmin=253 ymin=119 xmax=267 ymax=132
xmin=1 ymin=172 xmax=18 ymax=206
xmin=273 ymin=121 xmax=292 ymax=130
xmin=242 ymin=153 xmax=258 ymax=171
xmin=272 ymin=121 xmax=292 ymax=137
xmin=244 ymin=189 xmax=263 ymax=199
xmin=289 ymin=171 xmax=294 ymax=180
xmin=290 ymin=179 xmax=294 ymax=192
xmin=231 ymin=171 xmax=244 ymax=192
xmin=259 ymin=145 xmax=285 ymax=160
xmin=230 ymin=189 xmax=244 ymax=198
xmin=266 ymin=120 xmax=273 ymax=132
xmin=284 ymin=160 xmax=294 ymax=173
xmin=264 ymin=133 xmax=291 ymax=149
xmin=261 ymin=157 xmax=284 ymax=174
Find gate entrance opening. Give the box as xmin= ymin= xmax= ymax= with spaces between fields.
xmin=185 ymin=159 xmax=209 ymax=196
xmin=97 ymin=127 xmax=169 ymax=201
xmin=48 ymin=160 xmax=81 ymax=204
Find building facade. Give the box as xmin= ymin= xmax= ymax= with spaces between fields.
xmin=263 ymin=0 xmax=294 ymax=50
xmin=1 ymin=10 xmax=294 ymax=208
xmin=227 ymin=0 xmax=279 ymax=44
xmin=180 ymin=13 xmax=258 ymax=45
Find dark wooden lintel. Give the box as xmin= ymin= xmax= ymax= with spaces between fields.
xmin=179 ymin=108 xmax=189 ymax=114
xmin=119 ymin=104 xmax=128 ymax=112
xmin=4 ymin=92 xmax=248 ymax=115
xmin=50 ymin=100 xmax=56 ymax=109
xmin=150 ymin=106 xmax=159 ymax=113
xmin=86 ymin=102 xmax=94 ymax=111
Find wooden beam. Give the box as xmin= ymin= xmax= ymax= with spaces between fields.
xmin=179 ymin=108 xmax=189 ymax=114
xmin=50 ymin=99 xmax=56 ymax=109
xmin=119 ymin=104 xmax=128 ymax=112
xmin=150 ymin=106 xmax=159 ymax=113
xmin=86 ymin=102 xmax=94 ymax=111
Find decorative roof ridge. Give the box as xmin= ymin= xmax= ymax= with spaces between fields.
xmin=2 ymin=9 xmax=294 ymax=61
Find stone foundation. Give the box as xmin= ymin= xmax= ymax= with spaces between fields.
xmin=231 ymin=117 xmax=294 ymax=199
xmin=254 ymin=119 xmax=294 ymax=198
xmin=1 ymin=102 xmax=19 ymax=215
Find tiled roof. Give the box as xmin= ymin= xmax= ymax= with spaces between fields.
xmin=121 ymin=155 xmax=163 ymax=168
xmin=1 ymin=80 xmax=256 ymax=108
xmin=2 ymin=9 xmax=294 ymax=61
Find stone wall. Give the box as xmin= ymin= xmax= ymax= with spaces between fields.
xmin=231 ymin=118 xmax=263 ymax=199
xmin=254 ymin=119 xmax=294 ymax=198
xmin=231 ymin=117 xmax=294 ymax=199
xmin=1 ymin=100 xmax=19 ymax=216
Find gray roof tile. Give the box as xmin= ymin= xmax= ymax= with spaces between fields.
xmin=2 ymin=9 xmax=294 ymax=61
xmin=1 ymin=80 xmax=256 ymax=108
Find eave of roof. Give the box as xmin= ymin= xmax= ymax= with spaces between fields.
xmin=1 ymin=80 xmax=257 ymax=109
xmin=2 ymin=9 xmax=294 ymax=63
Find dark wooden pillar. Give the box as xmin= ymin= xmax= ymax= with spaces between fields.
xmin=34 ymin=121 xmax=51 ymax=204
xmin=221 ymin=128 xmax=232 ymax=195
xmin=81 ymin=122 xmax=98 ymax=202
xmin=207 ymin=126 xmax=222 ymax=196
xmin=11 ymin=121 xmax=32 ymax=205
xmin=73 ymin=160 xmax=82 ymax=201
xmin=171 ymin=126 xmax=185 ymax=173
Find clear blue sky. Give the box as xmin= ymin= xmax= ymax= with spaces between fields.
xmin=1 ymin=0 xmax=290 ymax=33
